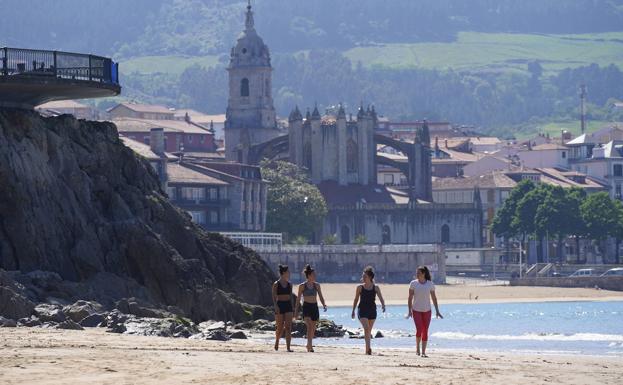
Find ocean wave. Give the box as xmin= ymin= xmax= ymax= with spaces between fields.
xmin=432 ymin=332 xmax=623 ymax=342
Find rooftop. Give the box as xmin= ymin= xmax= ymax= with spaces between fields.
xmin=167 ymin=163 xmax=229 ymax=186
xmin=433 ymin=172 xmax=517 ymax=190
xmin=109 ymin=102 xmax=173 ymax=114
xmin=114 ymin=118 xmax=213 ymax=135
xmin=121 ymin=137 xmax=178 ymax=162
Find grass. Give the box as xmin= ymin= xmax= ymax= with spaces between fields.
xmin=120 ymin=55 xmax=221 ymax=76
xmin=344 ymin=31 xmax=623 ymax=74
xmin=514 ymin=119 xmax=622 ymax=140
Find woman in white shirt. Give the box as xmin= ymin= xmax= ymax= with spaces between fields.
xmin=407 ymin=266 xmax=443 ymax=357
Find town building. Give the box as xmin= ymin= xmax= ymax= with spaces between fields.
xmin=36 ymin=100 xmax=98 ymax=119
xmin=517 ymin=143 xmax=569 ymax=169
xmin=108 ymin=102 xmax=175 ymax=120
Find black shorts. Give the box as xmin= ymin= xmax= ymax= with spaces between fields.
xmin=302 ymin=302 xmax=319 ymax=321
xmin=358 ymin=305 xmax=377 ymax=320
xmin=276 ymin=300 xmax=293 ymax=314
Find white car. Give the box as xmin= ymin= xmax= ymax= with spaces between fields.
xmin=569 ymin=268 xmax=595 ymax=277
xmin=600 ymin=268 xmax=623 ymax=277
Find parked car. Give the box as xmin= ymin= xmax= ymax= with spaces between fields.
xmin=569 ymin=268 xmax=595 ymax=277
xmin=551 ymin=271 xmax=565 ymax=277
xmin=600 ymin=268 xmax=623 ymax=277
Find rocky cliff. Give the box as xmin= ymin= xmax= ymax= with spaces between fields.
xmin=0 ymin=108 xmax=275 ymax=323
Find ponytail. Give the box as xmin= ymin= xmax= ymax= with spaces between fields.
xmin=363 ymin=266 xmax=375 ymax=282
xmin=417 ymin=266 xmax=432 ymax=281
xmin=303 ymin=264 xmax=315 ymax=278
xmin=278 ymin=264 xmax=288 ymax=276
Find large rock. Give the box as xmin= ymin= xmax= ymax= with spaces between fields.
xmin=34 ymin=304 xmax=66 ymax=323
xmin=0 ymin=285 xmax=35 ymax=320
xmin=0 ymin=109 xmax=275 ymax=323
xmin=0 ymin=316 xmax=17 ymax=327
xmin=63 ymin=300 xmax=104 ymax=323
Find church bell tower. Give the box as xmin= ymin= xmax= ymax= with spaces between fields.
xmin=224 ymin=1 xmax=279 ymax=162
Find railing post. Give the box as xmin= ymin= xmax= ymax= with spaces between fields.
xmin=88 ymin=55 xmax=92 ymax=81
xmin=2 ymin=47 xmax=7 ymax=76
xmin=53 ymin=51 xmax=57 ymax=78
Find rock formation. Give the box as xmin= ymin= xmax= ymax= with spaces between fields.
xmin=0 ymin=108 xmax=275 ymax=323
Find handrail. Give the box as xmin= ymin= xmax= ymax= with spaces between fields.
xmin=0 ymin=47 xmax=119 ymax=86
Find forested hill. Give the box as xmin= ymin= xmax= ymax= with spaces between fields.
xmin=2 ymin=0 xmax=623 ymax=56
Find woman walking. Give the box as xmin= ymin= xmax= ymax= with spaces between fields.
xmin=351 ymin=266 xmax=386 ymax=355
xmin=294 ymin=264 xmax=327 ymax=352
xmin=272 ymin=264 xmax=294 ymax=352
xmin=407 ymin=266 xmax=443 ymax=357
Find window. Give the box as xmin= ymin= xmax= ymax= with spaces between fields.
xmin=441 ymin=224 xmax=450 ymax=244
xmin=265 ymin=78 xmax=270 ymax=97
xmin=240 ymin=78 xmax=250 ymax=97
xmin=347 ymin=138 xmax=358 ymax=172
xmin=487 ymin=189 xmax=495 ymax=203
xmin=208 ymin=187 xmax=218 ymax=200
xmin=200 ymin=135 xmax=205 ymax=144
xmin=384 ymin=174 xmax=394 ymax=185
xmin=187 ymin=135 xmax=193 ymax=143
xmin=341 ymin=225 xmax=350 ymax=244
xmin=562 ymin=151 xmax=567 ymax=159
xmin=188 ymin=211 xmax=206 ymax=225
xmin=382 ymin=225 xmax=391 ymax=244
xmin=209 ymin=211 xmax=218 ymax=224
xmin=614 ymin=164 xmax=623 ymax=177
xmin=181 ymin=187 xmax=205 ymax=200
xmin=166 ymin=187 xmax=176 ymax=199
xmin=617 ymin=184 xmax=622 ymax=199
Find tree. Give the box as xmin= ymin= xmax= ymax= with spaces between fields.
xmin=260 ymin=160 xmax=327 ymax=242
xmin=491 ymin=179 xmax=535 ymax=238
xmin=580 ymin=192 xmax=619 ymax=262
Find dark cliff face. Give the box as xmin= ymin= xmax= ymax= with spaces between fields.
xmin=0 ymin=109 xmax=275 ymax=322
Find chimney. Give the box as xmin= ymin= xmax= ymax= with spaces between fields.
xmin=150 ymin=127 xmax=165 ymax=154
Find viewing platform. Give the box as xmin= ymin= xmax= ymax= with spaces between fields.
xmin=0 ymin=47 xmax=121 ymax=109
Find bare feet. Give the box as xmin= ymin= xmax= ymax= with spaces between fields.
xmin=421 ymin=353 xmax=428 ymax=358
xmin=366 ymin=348 xmax=372 ymax=355
xmin=274 ymin=342 xmax=279 ymax=351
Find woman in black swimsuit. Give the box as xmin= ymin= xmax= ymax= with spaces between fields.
xmin=272 ymin=264 xmax=294 ymax=352
xmin=294 ymin=264 xmax=327 ymax=352
xmin=351 ymin=266 xmax=386 ymax=355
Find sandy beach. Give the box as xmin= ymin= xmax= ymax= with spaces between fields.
xmin=0 ymin=327 xmax=621 ymax=385
xmin=320 ymin=283 xmax=623 ymax=306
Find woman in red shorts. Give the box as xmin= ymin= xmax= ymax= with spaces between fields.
xmin=407 ymin=266 xmax=443 ymax=357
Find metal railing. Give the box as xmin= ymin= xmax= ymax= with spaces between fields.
xmin=250 ymin=243 xmax=441 ymax=253
xmin=1 ymin=47 xmax=119 ymax=85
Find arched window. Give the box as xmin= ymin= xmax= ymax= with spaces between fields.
xmin=341 ymin=225 xmax=350 ymax=244
xmin=303 ymin=141 xmax=312 ymax=170
xmin=265 ymin=78 xmax=270 ymax=97
xmin=240 ymin=78 xmax=250 ymax=97
xmin=382 ymin=225 xmax=391 ymax=244
xmin=441 ymin=224 xmax=450 ymax=244
xmin=347 ymin=138 xmax=358 ymax=173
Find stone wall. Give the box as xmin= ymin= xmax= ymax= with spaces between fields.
xmin=257 ymin=245 xmax=446 ymax=284
xmin=510 ymin=276 xmax=623 ymax=291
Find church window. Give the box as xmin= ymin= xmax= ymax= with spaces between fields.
xmin=242 ymin=48 xmax=247 ymax=54
xmin=382 ymin=225 xmax=391 ymax=244
xmin=265 ymin=78 xmax=270 ymax=97
xmin=241 ymin=78 xmax=250 ymax=97
xmin=441 ymin=224 xmax=450 ymax=244
xmin=347 ymin=138 xmax=358 ymax=173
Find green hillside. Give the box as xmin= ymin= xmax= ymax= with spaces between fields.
xmin=345 ymin=32 xmax=623 ymax=73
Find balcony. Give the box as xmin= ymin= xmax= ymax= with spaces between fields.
xmin=172 ymin=198 xmax=230 ymax=208
xmin=1 ymin=47 xmax=121 ymax=108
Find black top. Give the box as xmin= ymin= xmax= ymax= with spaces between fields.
xmin=276 ymin=281 xmax=292 ymax=296
xmin=358 ymin=284 xmax=376 ymax=308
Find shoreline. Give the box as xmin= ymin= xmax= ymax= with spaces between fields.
xmin=319 ymin=283 xmax=623 ymax=307
xmin=1 ymin=328 xmax=621 ymax=384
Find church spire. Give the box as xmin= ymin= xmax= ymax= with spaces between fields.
xmin=245 ymin=0 xmax=255 ymax=31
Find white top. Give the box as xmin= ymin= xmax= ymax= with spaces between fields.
xmin=409 ymin=279 xmax=435 ymax=312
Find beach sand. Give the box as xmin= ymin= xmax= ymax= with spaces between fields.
xmin=320 ymin=283 xmax=623 ymax=306
xmin=1 ymin=328 xmax=622 ymax=385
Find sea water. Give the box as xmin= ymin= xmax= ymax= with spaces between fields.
xmin=309 ymin=301 xmax=623 ymax=356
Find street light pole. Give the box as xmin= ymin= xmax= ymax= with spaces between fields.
xmin=519 ymin=241 xmax=523 ymax=279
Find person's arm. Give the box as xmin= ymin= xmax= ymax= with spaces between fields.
xmin=272 ymin=282 xmax=278 ymax=313
xmin=351 ymin=285 xmax=361 ymax=319
xmin=431 ymin=290 xmax=443 ymax=319
xmin=317 ymin=283 xmax=327 ymax=311
xmin=376 ymin=286 xmax=386 ymax=313
xmin=407 ymin=287 xmax=414 ymax=318
xmin=294 ymin=284 xmax=303 ymax=318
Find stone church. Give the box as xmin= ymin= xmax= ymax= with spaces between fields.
xmin=224 ymin=2 xmax=483 ymax=247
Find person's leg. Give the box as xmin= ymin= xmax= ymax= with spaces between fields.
xmin=359 ymin=317 xmax=370 ymax=354
xmin=284 ymin=312 xmax=293 ymax=351
xmin=309 ymin=320 xmax=317 ymax=352
xmin=368 ymin=319 xmax=376 ymax=354
xmin=305 ymin=317 xmax=313 ymax=351
xmin=274 ymin=313 xmax=284 ymax=351
xmin=421 ymin=311 xmax=432 ymax=357
xmin=413 ymin=311 xmax=423 ymax=355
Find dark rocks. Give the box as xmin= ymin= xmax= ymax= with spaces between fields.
xmin=79 ymin=313 xmax=106 ymax=328
xmin=0 ymin=109 xmax=275 ymax=323
xmin=116 ymin=298 xmax=172 ymax=319
xmin=316 ymin=320 xmax=346 ymax=338
xmin=34 ymin=304 xmax=66 ymax=323
xmin=375 ymin=330 xmax=384 ymax=338
xmin=18 ymin=316 xmax=42 ymax=327
xmin=229 ymin=330 xmax=247 ymax=339
xmin=63 ymin=300 xmax=104 ymax=323
xmin=190 ymin=329 xmax=230 ymax=341
xmin=0 ymin=285 xmax=35 ymax=320
xmin=0 ymin=316 xmax=17 ymax=327
xmin=105 ymin=310 xmax=198 ymax=338
xmin=56 ymin=320 xmax=84 ymax=330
